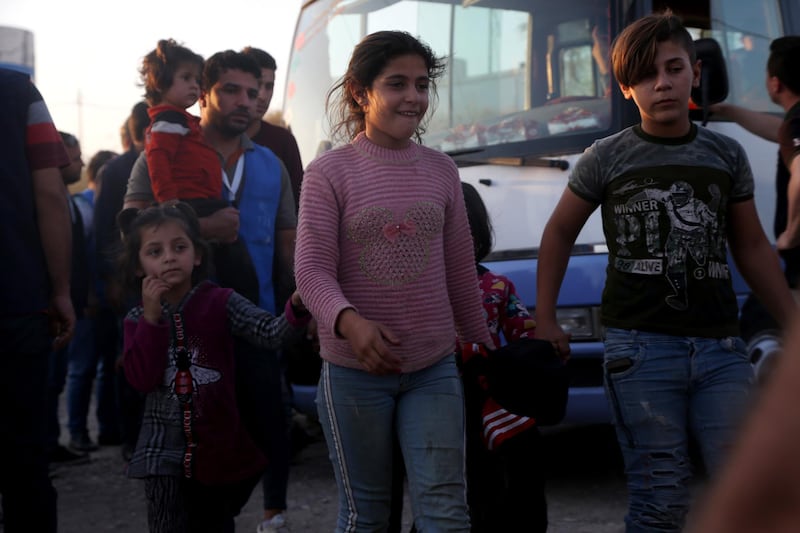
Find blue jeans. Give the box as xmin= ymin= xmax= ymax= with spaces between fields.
xmin=233 ymin=340 xmax=290 ymax=512
xmin=603 ymin=328 xmax=754 ymax=533
xmin=67 ymin=309 xmax=121 ymax=441
xmin=65 ymin=317 xmax=97 ymax=440
xmin=317 ymin=354 xmax=470 ymax=533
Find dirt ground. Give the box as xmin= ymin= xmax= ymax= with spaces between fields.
xmin=39 ymin=412 xmax=413 ymax=533
xmin=3 ymin=398 xmax=633 ymax=533
xmin=44 ymin=414 xmax=393 ymax=533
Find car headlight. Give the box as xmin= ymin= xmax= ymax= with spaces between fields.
xmin=555 ymin=307 xmax=599 ymax=340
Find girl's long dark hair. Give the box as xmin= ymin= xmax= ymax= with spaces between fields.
xmin=326 ymin=30 xmax=446 ymax=145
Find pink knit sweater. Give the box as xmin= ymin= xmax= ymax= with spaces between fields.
xmin=295 ymin=133 xmax=492 ymax=372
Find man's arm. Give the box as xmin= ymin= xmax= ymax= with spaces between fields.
xmin=32 ymin=167 xmax=76 ymax=349
xmin=709 ymin=103 xmax=781 ymax=142
xmin=728 ymin=199 xmax=797 ymax=329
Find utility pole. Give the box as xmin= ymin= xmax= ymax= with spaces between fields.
xmin=77 ymin=89 xmax=84 ymax=143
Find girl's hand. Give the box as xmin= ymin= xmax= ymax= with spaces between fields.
xmin=290 ymin=290 xmax=308 ymax=314
xmin=337 ymin=310 xmax=401 ymax=374
xmin=141 ymin=275 xmax=169 ymax=324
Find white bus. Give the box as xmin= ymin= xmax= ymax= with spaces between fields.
xmin=283 ymin=0 xmax=798 ymax=424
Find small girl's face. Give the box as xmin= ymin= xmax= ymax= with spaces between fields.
xmin=137 ymin=220 xmax=201 ymax=296
xmin=360 ymin=53 xmax=430 ymax=149
xmin=163 ymin=62 xmax=202 ymax=110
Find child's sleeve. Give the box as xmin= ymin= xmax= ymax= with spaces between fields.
xmin=122 ymin=310 xmax=171 ymax=393
xmin=226 ymin=291 xmax=309 ymax=349
xmin=499 ymin=276 xmax=537 ymax=342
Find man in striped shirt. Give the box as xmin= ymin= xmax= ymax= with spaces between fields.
xmin=0 ymin=68 xmax=74 ymax=533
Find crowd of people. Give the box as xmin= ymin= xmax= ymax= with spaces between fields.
xmin=1 ymin=9 xmax=800 ymax=533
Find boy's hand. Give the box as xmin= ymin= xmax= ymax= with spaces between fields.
xmin=141 ymin=275 xmax=169 ymax=324
xmin=534 ymin=320 xmax=572 ymax=360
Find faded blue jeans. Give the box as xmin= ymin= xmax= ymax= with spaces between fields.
xmin=603 ymin=328 xmax=754 ymax=533
xmin=317 ymin=354 xmax=470 ymax=533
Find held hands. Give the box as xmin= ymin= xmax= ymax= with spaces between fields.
xmin=777 ymin=230 xmax=799 ymax=251
xmin=141 ymin=275 xmax=170 ymax=324
xmin=290 ymin=290 xmax=308 ymax=314
xmin=337 ymin=309 xmax=401 ymax=374
xmin=534 ymin=319 xmax=572 ymax=360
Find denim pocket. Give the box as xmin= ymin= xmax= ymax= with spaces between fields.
xmin=719 ymin=336 xmax=749 ymax=362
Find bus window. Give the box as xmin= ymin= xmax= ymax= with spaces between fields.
xmin=656 ymin=0 xmax=784 ymax=113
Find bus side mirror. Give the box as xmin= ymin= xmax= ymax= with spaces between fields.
xmin=691 ymin=38 xmax=729 ymax=125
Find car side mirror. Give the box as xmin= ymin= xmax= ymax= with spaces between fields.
xmin=691 ymin=38 xmax=729 ymax=125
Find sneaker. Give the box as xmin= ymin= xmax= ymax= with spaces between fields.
xmin=121 ymin=442 xmax=135 ymax=462
xmin=98 ymin=433 xmax=123 ymax=446
xmin=256 ymin=513 xmax=287 ymax=533
xmin=69 ymin=433 xmax=99 ymax=453
xmin=49 ymin=444 xmax=90 ymax=465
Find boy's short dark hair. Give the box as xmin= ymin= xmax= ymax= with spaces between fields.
xmin=241 ymin=46 xmax=277 ymax=71
xmin=129 ymin=101 xmax=151 ymax=144
xmin=611 ymin=10 xmax=696 ymax=88
xmin=767 ymin=36 xmax=800 ymax=95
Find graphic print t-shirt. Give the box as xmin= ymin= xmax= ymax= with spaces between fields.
xmin=569 ymin=124 xmax=753 ymax=337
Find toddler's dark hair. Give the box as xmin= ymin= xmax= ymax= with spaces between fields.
xmin=462 ymin=182 xmax=493 ymax=263
xmin=140 ymin=39 xmax=204 ymax=105
xmin=326 ymin=30 xmax=446 ymax=145
xmin=116 ymin=202 xmax=211 ymax=296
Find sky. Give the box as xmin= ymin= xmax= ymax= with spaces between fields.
xmin=2 ymin=0 xmax=302 ymax=161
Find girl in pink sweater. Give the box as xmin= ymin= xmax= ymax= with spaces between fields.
xmin=294 ymin=30 xmax=492 ymax=532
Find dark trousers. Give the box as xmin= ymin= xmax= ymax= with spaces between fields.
xmin=45 ymin=343 xmax=68 ymax=452
xmin=183 ymin=198 xmax=260 ymax=305
xmin=465 ymin=427 xmax=548 ymax=532
xmin=0 ymin=314 xmax=57 ymax=533
xmin=144 ymin=472 xmax=261 ymax=533
xmin=118 ymin=365 xmax=145 ymax=453
xmin=234 ymin=339 xmax=290 ymax=511
xmin=93 ymin=306 xmax=122 ymax=439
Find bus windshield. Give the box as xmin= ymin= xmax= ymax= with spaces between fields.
xmin=285 ymin=0 xmax=615 ymax=165
xmin=285 ymin=0 xmax=786 ymax=253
